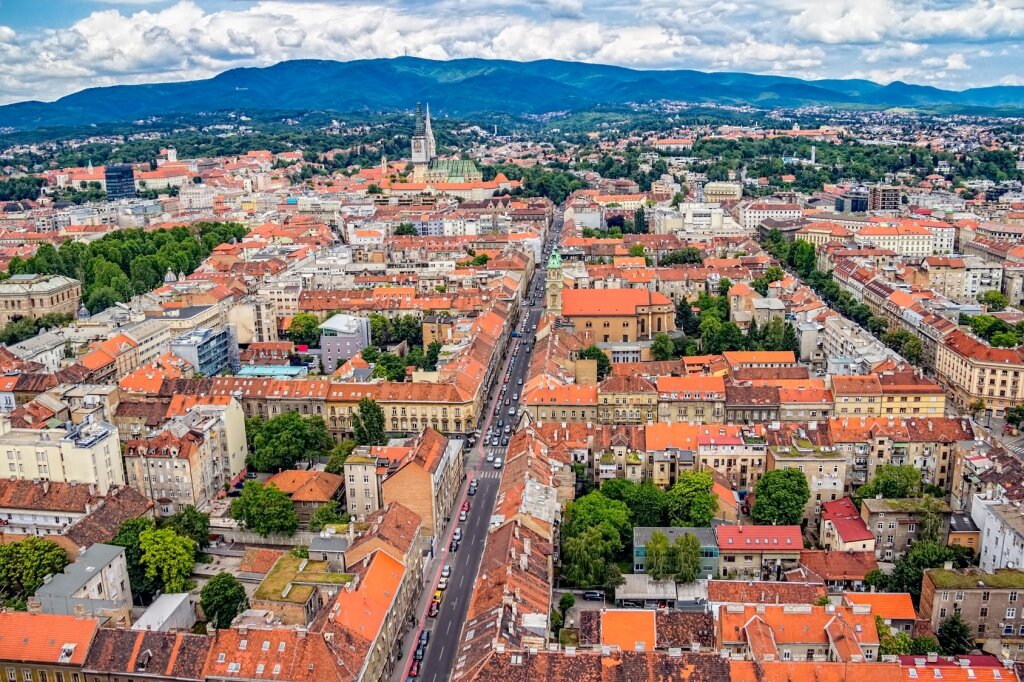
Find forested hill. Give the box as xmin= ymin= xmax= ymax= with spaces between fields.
xmin=5 ymin=57 xmax=1024 ymax=130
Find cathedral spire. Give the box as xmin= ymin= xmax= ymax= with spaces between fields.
xmin=424 ymin=103 xmax=436 ymax=160
xmin=414 ymin=102 xmax=425 ymax=135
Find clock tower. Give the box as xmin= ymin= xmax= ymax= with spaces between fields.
xmin=545 ymin=248 xmax=562 ymax=315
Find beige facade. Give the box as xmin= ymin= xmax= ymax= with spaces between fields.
xmin=0 ymin=419 xmax=123 ymax=495
xmin=936 ymin=330 xmax=1024 ymax=417
xmin=920 ymin=568 xmax=1024 ymax=659
xmin=0 ymin=274 xmax=81 ymax=326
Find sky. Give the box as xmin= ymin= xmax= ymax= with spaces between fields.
xmin=0 ymin=0 xmax=1023 ymax=106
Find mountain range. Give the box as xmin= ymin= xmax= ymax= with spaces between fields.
xmin=4 ymin=56 xmax=1024 ymax=130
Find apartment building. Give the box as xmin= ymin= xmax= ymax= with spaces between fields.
xmin=920 ymin=567 xmax=1024 ymax=659
xmin=716 ymin=525 xmax=802 ymax=579
xmin=740 ymin=203 xmax=803 ymax=230
xmin=0 ymin=611 xmax=99 ymax=682
xmin=921 ymin=256 xmax=1003 ymax=304
xmin=0 ymin=418 xmax=123 ymax=495
xmin=0 ymin=274 xmax=81 ymax=326
xmin=860 ymin=497 xmax=952 ymax=562
xmin=766 ymin=427 xmax=846 ymax=521
xmin=381 ymin=428 xmax=462 ymax=535
xmin=82 ymin=630 xmax=210 ymax=682
xmin=936 ymin=330 xmax=1024 ymax=417
xmin=123 ymin=398 xmax=247 ymax=516
xmin=655 ymin=375 xmax=726 ymax=423
xmin=32 ymin=543 xmax=132 ymax=625
xmin=717 ymin=603 xmax=880 ymax=662
xmin=819 ymin=498 xmax=875 ymax=552
xmin=868 ymin=185 xmax=901 ymax=212
xmin=853 ymin=224 xmax=935 ymax=257
xmin=263 ymin=470 xmax=344 ymax=527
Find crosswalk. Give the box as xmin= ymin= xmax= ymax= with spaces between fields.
xmin=475 ymin=470 xmax=502 ymax=479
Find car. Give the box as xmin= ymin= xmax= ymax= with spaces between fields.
xmin=497 ymin=419 xmax=504 ymax=428
xmin=531 ymin=325 xmax=537 ymax=331
xmin=508 ymin=407 xmax=515 ymax=416
xmin=505 ymin=398 xmax=510 ymax=406
xmin=467 ymin=486 xmax=476 ymax=496
xmin=441 ymin=564 xmax=452 ymax=578
xmin=486 ymin=452 xmax=494 ymax=462
xmin=517 ymin=378 xmax=523 ymax=385
xmin=512 ymin=393 xmax=518 ymax=401
xmin=428 ymin=602 xmax=439 ymax=618
xmin=409 ymin=661 xmax=421 ymax=677
xmin=453 ymin=528 xmax=463 ymax=541
xmin=490 ymin=438 xmax=499 ymax=447
xmin=419 ymin=630 xmax=430 ymax=646
xmin=502 ymin=437 xmax=509 ymax=446
xmin=504 ymin=425 xmax=511 ymax=434
xmin=414 ymin=645 xmax=425 ymax=661
xmin=432 ymin=590 xmax=443 ymax=603
xmin=462 ymin=500 xmax=471 ymax=512
xmin=460 ymin=510 xmax=468 ymax=521
xmin=449 ymin=539 xmax=459 ymax=553
xmin=583 ymin=591 xmax=604 ymax=601
xmin=437 ymin=577 xmax=448 ymax=590
xmin=494 ymin=458 xmax=503 ymax=469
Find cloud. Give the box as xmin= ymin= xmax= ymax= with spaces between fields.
xmin=0 ymin=0 xmax=1019 ymax=105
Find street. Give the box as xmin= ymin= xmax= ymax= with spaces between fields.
xmin=395 ymin=210 xmax=562 ymax=682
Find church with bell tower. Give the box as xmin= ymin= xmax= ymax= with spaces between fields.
xmin=409 ymin=102 xmax=482 ymax=184
xmin=545 ymin=248 xmax=562 ymax=315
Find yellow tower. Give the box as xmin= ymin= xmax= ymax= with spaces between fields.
xmin=545 ymin=248 xmax=562 ymax=315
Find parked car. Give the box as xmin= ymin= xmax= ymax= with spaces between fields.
xmin=437 ymin=577 xmax=448 ymax=590
xmin=583 ymin=591 xmax=604 ymax=601
xmin=432 ymin=590 xmax=443 ymax=603
xmin=460 ymin=510 xmax=468 ymax=521
xmin=428 ymin=602 xmax=439 ymax=618
xmin=486 ymin=452 xmax=494 ymax=462
xmin=467 ymin=487 xmax=476 ymax=497
xmin=494 ymin=458 xmax=503 ymax=469
xmin=409 ymin=661 xmax=420 ymax=677
xmin=418 ymin=630 xmax=430 ymax=646
xmin=502 ymin=437 xmax=509 ymax=446
xmin=462 ymin=500 xmax=471 ymax=512
xmin=414 ymin=646 xmax=425 ymax=661
xmin=449 ymin=539 xmax=459 ymax=553
xmin=441 ymin=565 xmax=451 ymax=578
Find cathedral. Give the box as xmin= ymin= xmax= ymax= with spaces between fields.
xmin=410 ymin=102 xmax=482 ymax=184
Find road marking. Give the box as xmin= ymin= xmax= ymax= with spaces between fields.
xmin=446 ymin=620 xmax=452 ymax=634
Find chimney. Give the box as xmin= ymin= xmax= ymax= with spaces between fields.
xmin=42 ymin=481 xmax=49 ymax=495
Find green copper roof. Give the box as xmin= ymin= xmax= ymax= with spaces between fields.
xmin=547 ymin=248 xmax=561 ymax=269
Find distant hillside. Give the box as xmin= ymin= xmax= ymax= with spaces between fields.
xmin=3 ymin=56 xmax=1024 ymax=130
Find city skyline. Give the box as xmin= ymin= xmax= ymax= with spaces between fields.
xmin=1 ymin=0 xmax=1023 ymax=106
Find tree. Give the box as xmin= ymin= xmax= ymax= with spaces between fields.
xmin=979 ymin=290 xmax=1008 ymax=312
xmin=634 ymin=207 xmax=646 ymax=233
xmin=763 ymin=266 xmax=785 ymax=284
xmin=325 ymin=439 xmax=357 ymax=474
xmin=164 ymin=505 xmax=211 ymax=550
xmin=665 ymin=471 xmax=718 ymax=527
xmin=352 ymin=397 xmax=387 ymax=445
xmin=287 ymin=312 xmax=322 ymax=348
xmin=675 ymin=533 xmax=703 ymax=583
xmin=629 ymin=483 xmax=668 ymax=527
xmin=854 ymin=465 xmax=922 ymax=503
xmin=0 ymin=537 xmax=69 ymax=609
xmin=248 ymin=413 xmax=334 ymax=472
xmin=646 ymin=531 xmax=672 ymax=580
xmin=310 ymin=500 xmax=349 ymax=531
xmin=559 ymin=593 xmax=575 ymax=620
xmin=394 ymin=222 xmax=418 ymax=236
xmin=139 ymin=527 xmax=196 ymax=593
xmin=751 ymin=469 xmax=810 ymax=526
xmin=937 ymin=612 xmax=974 ymax=655
xmin=563 ymin=491 xmax=632 ymax=550
xmin=200 ymin=572 xmax=248 ymax=628
xmin=902 ymin=336 xmax=924 ymax=364
xmin=230 ymin=482 xmax=300 ymax=536
xmin=650 ymin=333 xmax=675 ymax=361
xmin=867 ymin=541 xmax=960 ymax=605
xmin=578 ymin=345 xmax=612 ymax=380
xmin=967 ymin=399 xmax=987 ymax=419
xmin=112 ymin=517 xmax=159 ymax=599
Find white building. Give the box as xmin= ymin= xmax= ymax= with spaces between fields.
xmin=0 ymin=418 xmax=124 ymax=495
xmin=739 ymin=202 xmax=803 ymax=230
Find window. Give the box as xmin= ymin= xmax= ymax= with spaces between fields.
xmin=1007 ymin=608 xmax=1017 ymax=619
xmin=980 ymin=607 xmax=988 ymax=618
xmin=22 ymin=671 xmax=30 ymax=682
xmin=1012 ymin=591 xmax=1019 ymax=603
xmin=955 ymin=592 xmax=964 ymax=601
xmin=908 ymin=523 xmax=916 ymax=533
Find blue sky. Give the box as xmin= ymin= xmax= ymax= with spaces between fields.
xmin=0 ymin=0 xmax=1022 ymax=105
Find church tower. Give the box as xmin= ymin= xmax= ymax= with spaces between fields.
xmin=545 ymin=248 xmax=562 ymax=315
xmin=424 ymin=103 xmax=436 ymax=160
xmin=411 ymin=102 xmax=428 ymax=165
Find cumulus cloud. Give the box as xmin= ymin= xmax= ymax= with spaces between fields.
xmin=0 ymin=0 xmax=1019 ymax=104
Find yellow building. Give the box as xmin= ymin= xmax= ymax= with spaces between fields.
xmin=936 ymin=330 xmax=1024 ymax=417
xmin=597 ymin=375 xmax=658 ymax=424
xmin=561 ymin=288 xmax=674 ymax=342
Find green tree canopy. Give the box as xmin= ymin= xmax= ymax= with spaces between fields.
xmin=230 ymin=482 xmax=300 ymax=537
xmin=650 ymin=333 xmax=675 ymax=361
xmin=578 ymin=345 xmax=612 ymax=380
xmin=0 ymin=537 xmax=69 ymax=609
xmin=353 ymin=397 xmax=387 ymax=445
xmin=163 ymin=505 xmax=211 ymax=550
xmin=287 ymin=312 xmax=322 ymax=348
xmin=563 ymin=491 xmax=632 ymax=555
xmin=666 ymin=471 xmax=718 ymax=527
xmin=112 ymin=517 xmax=159 ymax=599
xmin=247 ymin=413 xmax=334 ymax=472
xmin=310 ymin=500 xmax=349 ymax=531
xmin=675 ymin=533 xmax=703 ymax=583
xmin=855 ymin=465 xmax=923 ymax=503
xmin=325 ymin=439 xmax=357 ymax=474
xmin=979 ymin=290 xmax=1009 ymax=312
xmin=200 ymin=572 xmax=248 ymax=629
xmin=751 ymin=468 xmax=810 ymax=526
xmin=139 ymin=527 xmax=196 ymax=593
xmin=937 ymin=612 xmax=974 ymax=655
